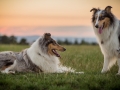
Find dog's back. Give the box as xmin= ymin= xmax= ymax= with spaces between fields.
xmin=0 ymin=50 xmax=41 ymax=73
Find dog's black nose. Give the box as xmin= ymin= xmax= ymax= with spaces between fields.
xmin=95 ymin=25 xmax=98 ymax=28
xmin=63 ymin=48 xmax=66 ymax=51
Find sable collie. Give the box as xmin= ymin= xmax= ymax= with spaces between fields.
xmin=0 ymin=33 xmax=83 ymax=74
xmin=90 ymin=6 xmax=120 ymax=74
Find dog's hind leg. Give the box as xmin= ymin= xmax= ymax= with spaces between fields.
xmin=1 ymin=60 xmax=16 ymax=74
xmin=1 ymin=68 xmax=15 ymax=74
xmin=117 ymin=59 xmax=120 ymax=75
xmin=101 ymin=56 xmax=110 ymax=73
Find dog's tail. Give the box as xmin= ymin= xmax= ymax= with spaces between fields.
xmin=58 ymin=65 xmax=84 ymax=74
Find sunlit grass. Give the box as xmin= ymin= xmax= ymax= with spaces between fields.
xmin=0 ymin=45 xmax=120 ymax=90
xmin=0 ymin=44 xmax=28 ymax=52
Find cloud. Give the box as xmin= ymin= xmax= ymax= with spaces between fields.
xmin=0 ymin=26 xmax=95 ymax=38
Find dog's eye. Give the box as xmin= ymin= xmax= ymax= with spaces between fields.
xmin=100 ymin=17 xmax=105 ymax=20
xmin=52 ymin=42 xmax=56 ymax=45
xmin=52 ymin=41 xmax=58 ymax=45
xmin=45 ymin=41 xmax=52 ymax=46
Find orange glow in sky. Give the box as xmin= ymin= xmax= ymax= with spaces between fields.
xmin=0 ymin=0 xmax=120 ymax=37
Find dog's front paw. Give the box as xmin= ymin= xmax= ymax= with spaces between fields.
xmin=101 ymin=69 xmax=108 ymax=73
xmin=116 ymin=73 xmax=120 ymax=75
xmin=75 ymin=72 xmax=84 ymax=74
xmin=9 ymin=71 xmax=15 ymax=74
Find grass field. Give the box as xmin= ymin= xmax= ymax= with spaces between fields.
xmin=0 ymin=44 xmax=120 ymax=90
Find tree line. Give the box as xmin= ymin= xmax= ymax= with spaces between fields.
xmin=0 ymin=35 xmax=97 ymax=45
xmin=0 ymin=35 xmax=28 ymax=45
xmin=57 ymin=39 xmax=97 ymax=45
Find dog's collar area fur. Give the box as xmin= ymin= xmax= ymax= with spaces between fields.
xmin=100 ymin=28 xmax=112 ymax=45
xmin=22 ymin=50 xmax=43 ymax=72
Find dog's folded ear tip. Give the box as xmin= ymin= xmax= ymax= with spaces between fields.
xmin=90 ymin=8 xmax=97 ymax=12
xmin=44 ymin=33 xmax=51 ymax=36
xmin=105 ymin=6 xmax=112 ymax=12
xmin=90 ymin=9 xmax=93 ymax=12
xmin=44 ymin=33 xmax=51 ymax=39
xmin=90 ymin=8 xmax=94 ymax=12
xmin=106 ymin=6 xmax=112 ymax=8
xmin=47 ymin=33 xmax=51 ymax=35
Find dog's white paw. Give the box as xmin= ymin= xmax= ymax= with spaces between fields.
xmin=9 ymin=71 xmax=15 ymax=74
xmin=101 ymin=69 xmax=108 ymax=73
xmin=116 ymin=72 xmax=120 ymax=75
xmin=1 ymin=70 xmax=15 ymax=74
xmin=75 ymin=72 xmax=84 ymax=74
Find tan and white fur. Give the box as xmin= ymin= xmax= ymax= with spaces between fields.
xmin=0 ymin=33 xmax=83 ymax=74
xmin=90 ymin=6 xmax=120 ymax=74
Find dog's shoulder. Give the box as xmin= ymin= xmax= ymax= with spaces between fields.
xmin=16 ymin=49 xmax=41 ymax=72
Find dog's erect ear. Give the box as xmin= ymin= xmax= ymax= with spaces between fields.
xmin=105 ymin=6 xmax=112 ymax=13
xmin=44 ymin=33 xmax=51 ymax=40
xmin=90 ymin=8 xmax=97 ymax=13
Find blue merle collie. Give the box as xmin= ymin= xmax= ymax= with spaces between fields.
xmin=0 ymin=33 xmax=81 ymax=74
xmin=90 ymin=6 xmax=120 ymax=74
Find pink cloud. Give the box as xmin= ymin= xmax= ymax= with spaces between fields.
xmin=0 ymin=26 xmax=95 ymax=38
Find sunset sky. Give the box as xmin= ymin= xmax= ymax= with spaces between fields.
xmin=0 ymin=0 xmax=120 ymax=37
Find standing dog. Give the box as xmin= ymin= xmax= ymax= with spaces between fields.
xmin=0 ymin=33 xmax=77 ymax=74
xmin=90 ymin=6 xmax=120 ymax=74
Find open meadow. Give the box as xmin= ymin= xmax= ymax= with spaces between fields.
xmin=0 ymin=44 xmax=120 ymax=90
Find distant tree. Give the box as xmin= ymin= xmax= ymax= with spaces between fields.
xmin=91 ymin=42 xmax=98 ymax=45
xmin=19 ymin=38 xmax=28 ymax=45
xmin=74 ymin=39 xmax=79 ymax=45
xmin=0 ymin=35 xmax=1 ymax=44
xmin=80 ymin=39 xmax=89 ymax=45
xmin=0 ymin=35 xmax=10 ymax=44
xmin=9 ymin=35 xmax=17 ymax=44
xmin=64 ymin=39 xmax=72 ymax=45
xmin=57 ymin=39 xmax=64 ymax=45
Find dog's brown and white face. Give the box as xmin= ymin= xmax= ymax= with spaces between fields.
xmin=90 ymin=6 xmax=114 ymax=34
xmin=39 ymin=33 xmax=66 ymax=57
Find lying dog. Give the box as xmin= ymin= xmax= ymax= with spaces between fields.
xmin=0 ymin=33 xmax=83 ymax=74
xmin=90 ymin=6 xmax=120 ymax=74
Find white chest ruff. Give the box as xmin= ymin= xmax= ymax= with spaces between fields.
xmin=93 ymin=21 xmax=120 ymax=57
